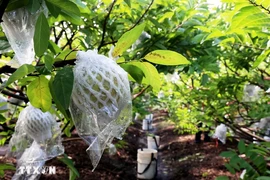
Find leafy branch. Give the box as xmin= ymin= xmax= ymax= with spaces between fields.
xmin=248 ymin=0 xmax=270 ymax=15
xmin=128 ymin=0 xmax=154 ymax=31
xmin=132 ymin=85 xmax=150 ymax=100
xmin=98 ymin=0 xmax=117 ymax=52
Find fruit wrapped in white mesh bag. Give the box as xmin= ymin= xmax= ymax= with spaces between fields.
xmin=8 ymin=104 xmax=64 ymax=161
xmin=213 ymin=123 xmax=227 ymax=144
xmin=70 ymin=50 xmax=132 ymax=169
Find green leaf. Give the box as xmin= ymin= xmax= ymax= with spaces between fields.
xmin=124 ymin=0 xmax=131 ymax=7
xmin=141 ymin=62 xmax=161 ymax=93
xmin=0 ymin=130 xmax=11 ymax=136
xmin=250 ymin=149 xmax=267 ymax=156
xmin=26 ymin=0 xmax=41 ymax=13
xmin=5 ymin=0 xmax=29 ymax=12
xmin=69 ymin=169 xmax=77 ymax=180
xmin=201 ymin=74 xmax=208 ymax=86
xmin=5 ymin=64 xmax=35 ymax=87
xmin=116 ymin=57 xmax=125 ymax=63
xmin=58 ymin=154 xmax=79 ymax=178
xmin=56 ymin=49 xmax=72 ymax=61
xmin=52 ymin=67 xmax=74 ymax=109
xmin=48 ymin=40 xmax=62 ymax=55
xmin=45 ymin=0 xmax=61 ymax=17
xmin=253 ymin=49 xmax=270 ymax=68
xmin=257 ymin=176 xmax=270 ymax=180
xmin=0 ymin=102 xmax=7 ymax=108
xmin=191 ymin=34 xmax=206 ymax=44
xmin=34 ymin=12 xmax=50 ymax=57
xmin=49 ymin=76 xmax=71 ymax=120
xmin=204 ymin=30 xmax=224 ymax=41
xmin=238 ymin=139 xmax=246 ymax=154
xmin=120 ymin=64 xmax=145 ymax=84
xmin=35 ymin=65 xmax=51 ymax=75
xmin=215 ymin=176 xmax=229 ymax=180
xmin=46 ymin=0 xmax=83 ymax=25
xmin=0 ymin=38 xmax=10 ymax=51
xmin=230 ymin=6 xmax=270 ymax=30
xmin=44 ymin=54 xmax=54 ymax=71
xmin=0 ymin=163 xmax=15 ymax=178
xmin=0 ymin=114 xmax=6 ymax=123
xmin=144 ymin=50 xmax=190 ymax=66
xmin=112 ymin=23 xmax=146 ymax=57
xmin=46 ymin=0 xmax=80 ymax=16
xmin=224 ymin=163 xmax=236 ymax=174
xmin=220 ymin=151 xmax=238 ymax=158
xmin=18 ymin=76 xmax=36 ymax=86
xmin=253 ymin=155 xmax=266 ymax=173
xmin=63 ymin=121 xmax=74 ymax=137
xmin=60 ymin=13 xmax=84 ymax=25
xmin=127 ymin=61 xmax=160 ymax=92
xmin=27 ymin=76 xmax=52 ymax=112
xmin=0 ymin=163 xmax=15 ymax=170
xmin=229 ymin=155 xmax=241 ymax=171
xmin=245 ymin=143 xmax=255 ymax=157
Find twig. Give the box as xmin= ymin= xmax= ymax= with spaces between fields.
xmin=62 ymin=30 xmax=77 ymax=50
xmin=97 ymin=0 xmax=117 ymax=52
xmin=132 ymin=85 xmax=150 ymax=100
xmin=248 ymin=0 xmax=270 ymax=15
xmin=61 ymin=120 xmax=70 ymax=132
xmin=53 ymin=23 xmax=65 ymax=45
xmin=128 ymin=0 xmax=154 ymax=31
xmin=233 ymin=43 xmax=265 ymax=51
xmin=259 ymin=68 xmax=270 ymax=77
xmin=179 ymin=75 xmax=190 ymax=88
xmin=63 ymin=46 xmax=79 ymax=60
xmin=102 ymin=40 xmax=117 ymax=46
xmin=0 ymin=0 xmax=10 ymax=23
xmin=62 ymin=137 xmax=82 ymax=142
xmin=222 ymin=59 xmax=240 ymax=76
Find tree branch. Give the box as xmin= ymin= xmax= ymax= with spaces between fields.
xmin=0 ymin=0 xmax=10 ymax=23
xmin=62 ymin=30 xmax=77 ymax=50
xmin=0 ymin=59 xmax=76 ymax=74
xmin=97 ymin=0 xmax=117 ymax=52
xmin=1 ymin=89 xmax=28 ymax=102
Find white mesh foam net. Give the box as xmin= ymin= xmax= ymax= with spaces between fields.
xmin=70 ymin=50 xmax=132 ymax=170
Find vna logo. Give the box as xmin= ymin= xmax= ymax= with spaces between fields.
xmin=17 ymin=166 xmax=56 ymax=175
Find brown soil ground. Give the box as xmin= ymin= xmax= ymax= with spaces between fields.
xmin=1 ymin=113 xmax=240 ymax=180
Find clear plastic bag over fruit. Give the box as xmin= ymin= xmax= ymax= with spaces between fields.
xmin=8 ymin=104 xmax=64 ymax=162
xmin=1 ymin=4 xmax=47 ymax=66
xmin=12 ymin=141 xmax=46 ymax=180
xmin=70 ymin=50 xmax=132 ymax=170
xmin=213 ymin=123 xmax=227 ymax=144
